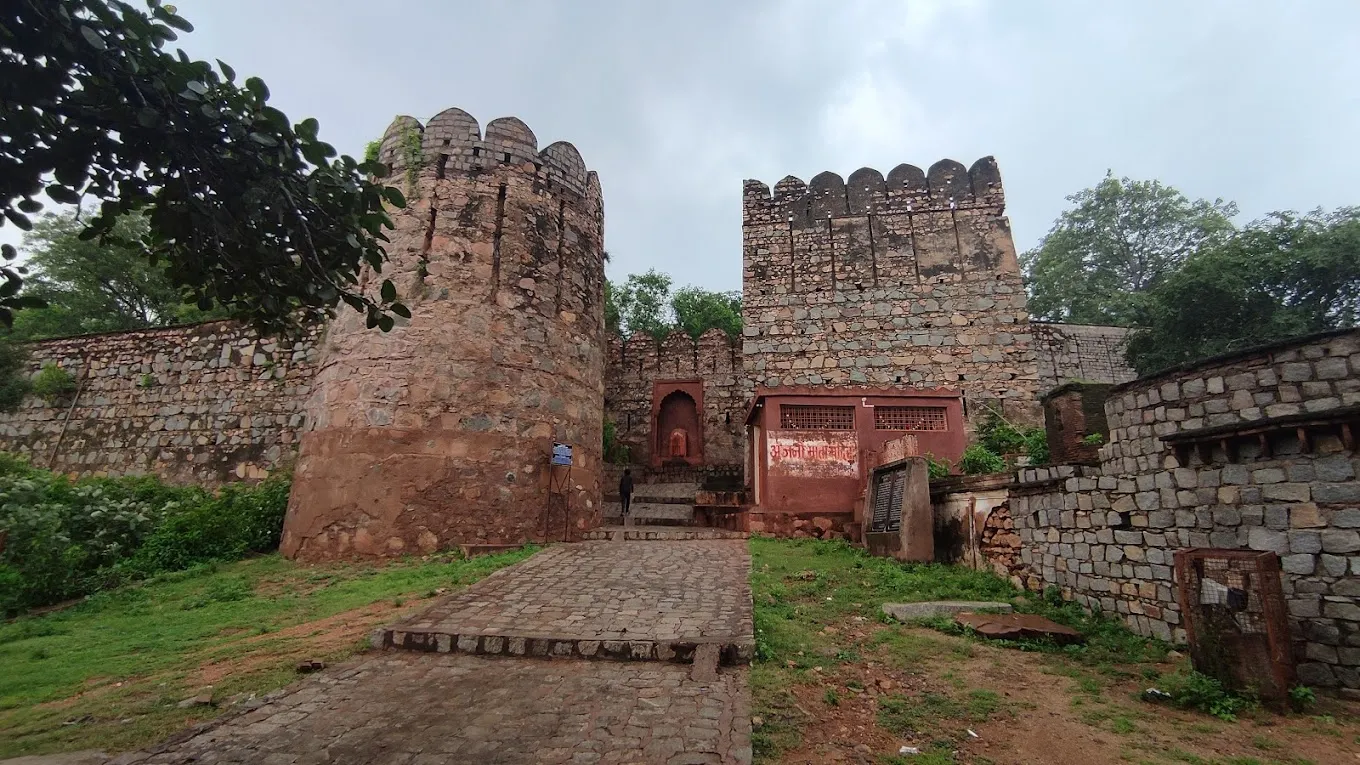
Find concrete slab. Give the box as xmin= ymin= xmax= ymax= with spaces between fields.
xmin=881 ymin=600 xmax=1014 ymax=621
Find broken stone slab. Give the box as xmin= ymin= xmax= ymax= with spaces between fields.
xmin=881 ymin=601 xmax=1014 ymax=621
xmin=176 ymin=690 xmax=214 ymax=709
xmin=954 ymin=613 xmax=1084 ymax=645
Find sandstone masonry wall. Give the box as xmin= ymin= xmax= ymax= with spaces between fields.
xmin=1033 ymin=322 xmax=1137 ymax=392
xmin=1009 ymin=329 xmax=1360 ymax=689
xmin=742 ymin=158 xmax=1039 ymax=423
xmin=283 ymin=108 xmax=606 ymax=560
xmin=604 ymin=328 xmax=745 ymax=467
xmin=0 ymin=321 xmax=317 ymax=483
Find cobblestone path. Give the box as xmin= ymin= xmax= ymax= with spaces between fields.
xmin=111 ymin=540 xmax=755 ymax=764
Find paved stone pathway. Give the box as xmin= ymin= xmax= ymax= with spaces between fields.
xmin=111 ymin=539 xmax=755 ymax=764
xmin=111 ymin=654 xmax=751 ymax=765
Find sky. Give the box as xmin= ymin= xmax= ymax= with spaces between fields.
xmin=8 ymin=0 xmax=1360 ymax=293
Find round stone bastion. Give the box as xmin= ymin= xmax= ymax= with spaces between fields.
xmin=281 ymin=107 xmax=605 ymax=560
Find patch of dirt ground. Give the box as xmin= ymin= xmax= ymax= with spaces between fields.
xmin=767 ymin=625 xmax=1360 ymax=764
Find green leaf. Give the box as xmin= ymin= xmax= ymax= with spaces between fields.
xmin=186 ymin=80 xmax=206 ymax=95
xmin=380 ymin=280 xmax=396 ymax=303
xmin=137 ymin=108 xmax=160 ymax=128
xmin=378 ymin=315 xmax=395 ymax=332
xmin=341 ymin=294 xmax=365 ymax=312
xmin=245 ymin=77 xmax=270 ymax=101
xmin=297 ymin=118 xmax=319 ymax=140
xmin=217 ymin=60 xmax=235 ymax=82
xmin=79 ymin=26 xmax=107 ymax=50
xmin=381 ymin=186 xmax=406 ymax=208
xmin=17 ymin=199 xmax=42 ymax=213
xmin=3 ymin=209 xmax=32 ymax=231
xmin=163 ymin=13 xmax=194 ymax=32
xmin=47 ymin=186 xmax=81 ymax=205
xmin=365 ymin=310 xmax=379 ymax=329
xmin=391 ymin=303 xmax=411 ymax=319
xmin=1 ymin=244 xmax=15 ymax=261
xmin=248 ymin=132 xmax=279 ymax=147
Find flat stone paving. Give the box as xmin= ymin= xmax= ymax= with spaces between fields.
xmin=110 ymin=652 xmax=752 ymax=765
xmin=381 ymin=540 xmax=752 ymax=661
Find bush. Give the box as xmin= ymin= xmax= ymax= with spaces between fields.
xmin=977 ymin=407 xmax=1049 ymax=466
xmin=1157 ymin=670 xmax=1254 ymax=721
xmin=602 ymin=418 xmax=631 ymax=465
xmin=923 ymin=453 xmax=951 ymax=480
xmin=0 ymin=455 xmax=290 ymax=614
xmin=959 ymin=444 xmax=1005 ymax=475
xmin=31 ymin=363 xmax=77 ymax=403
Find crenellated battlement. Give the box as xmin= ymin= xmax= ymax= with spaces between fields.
xmin=376 ymin=108 xmax=600 ymax=203
xmin=744 ymin=157 xmax=1003 ymax=227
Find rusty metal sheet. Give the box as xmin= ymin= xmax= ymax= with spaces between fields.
xmin=955 ymin=613 xmax=1084 ymax=645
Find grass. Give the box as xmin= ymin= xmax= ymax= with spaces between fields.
xmin=0 ymin=547 xmax=536 ymax=758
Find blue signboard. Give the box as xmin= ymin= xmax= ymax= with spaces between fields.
xmin=551 ymin=442 xmax=573 ymax=466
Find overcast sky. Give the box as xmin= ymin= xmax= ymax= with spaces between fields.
xmin=9 ymin=0 xmax=1360 ymax=293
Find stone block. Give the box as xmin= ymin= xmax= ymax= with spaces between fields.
xmin=1290 ymin=503 xmax=1326 ymax=528
xmin=1322 ymin=530 xmax=1360 ymax=554
xmin=1263 ymin=483 xmax=1310 ymax=503
xmin=1282 ymin=554 xmax=1316 ymax=575
xmin=1321 ymin=554 xmax=1351 ymax=577
xmin=1289 ymin=531 xmax=1322 ymax=554
xmin=1297 ymin=662 xmax=1339 ymax=687
xmin=1248 ymin=527 xmax=1289 ymax=554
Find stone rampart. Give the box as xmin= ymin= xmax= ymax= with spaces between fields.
xmin=0 ymin=321 xmax=317 ymax=483
xmin=1009 ymin=328 xmax=1360 ymax=689
xmin=742 ymin=158 xmax=1038 ymax=424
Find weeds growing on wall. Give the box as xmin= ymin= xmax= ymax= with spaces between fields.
xmin=400 ymin=125 xmax=422 ymax=199
xmin=30 ymin=364 xmax=76 ymax=404
xmin=0 ymin=454 xmax=290 ymax=615
xmin=922 ymin=453 xmax=951 ymax=480
xmin=602 ymin=418 xmax=631 ymax=465
xmin=959 ymin=444 xmax=1006 ymax=475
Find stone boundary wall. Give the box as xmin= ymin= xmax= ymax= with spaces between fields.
xmin=1032 ymin=322 xmax=1137 ymax=392
xmin=0 ymin=320 xmax=319 ymax=484
xmin=1009 ymin=329 xmax=1360 ymax=689
xmin=605 ymin=328 xmax=745 ymax=467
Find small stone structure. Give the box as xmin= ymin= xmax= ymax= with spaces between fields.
xmin=282 ymin=108 xmax=606 ymax=560
xmin=1044 ymin=381 xmax=1115 ymax=464
xmin=0 ymin=321 xmax=317 ymax=483
xmin=1007 ymin=329 xmax=1360 ymax=689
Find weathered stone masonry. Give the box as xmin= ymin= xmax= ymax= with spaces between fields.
xmin=282 ymin=108 xmax=606 ymax=560
xmin=1033 ymin=322 xmax=1136 ymax=391
xmin=0 ymin=321 xmax=317 ymax=484
xmin=1009 ymin=329 xmax=1360 ymax=689
xmin=742 ymin=158 xmax=1039 ymax=424
xmin=604 ymin=328 xmax=745 ymax=468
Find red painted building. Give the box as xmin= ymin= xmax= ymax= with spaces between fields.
xmin=744 ymin=387 xmax=965 ymax=530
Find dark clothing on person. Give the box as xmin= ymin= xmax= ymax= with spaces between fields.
xmin=619 ymin=473 xmax=634 ymax=515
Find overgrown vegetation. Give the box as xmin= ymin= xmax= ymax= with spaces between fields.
xmin=954 ymin=407 xmax=1049 ymax=475
xmin=29 ymin=363 xmax=76 ymax=404
xmin=0 ymin=547 xmax=535 ymax=757
xmin=602 ymin=418 xmax=631 ymax=464
xmin=923 ymin=453 xmax=951 ymax=480
xmin=0 ymin=455 xmax=291 ymax=614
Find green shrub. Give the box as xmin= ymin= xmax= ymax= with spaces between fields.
xmin=1156 ymin=670 xmax=1253 ymax=721
xmin=1081 ymin=432 xmax=1106 ymax=446
xmin=923 ymin=453 xmax=951 ymax=480
xmin=602 ymin=418 xmax=631 ymax=465
xmin=31 ymin=363 xmax=77 ymax=403
xmin=0 ymin=455 xmax=290 ymax=615
xmin=959 ymin=444 xmax=1006 ymax=475
xmin=977 ymin=407 xmax=1049 ymax=466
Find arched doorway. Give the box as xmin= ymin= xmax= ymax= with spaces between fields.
xmin=654 ymin=389 xmax=702 ymax=466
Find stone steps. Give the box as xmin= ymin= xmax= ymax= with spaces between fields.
xmin=602 ymin=501 xmax=695 ymax=525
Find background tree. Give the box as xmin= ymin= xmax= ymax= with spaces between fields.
xmin=2 ymin=0 xmax=408 ymax=333
xmin=608 ymin=270 xmax=673 ymax=340
xmin=11 ymin=211 xmax=227 ymax=340
xmin=1022 ymin=172 xmax=1237 ymax=325
xmin=605 ymin=268 xmax=744 ymax=340
xmin=1125 ymin=208 xmax=1360 ymax=374
xmin=671 ymin=286 xmax=741 ymax=339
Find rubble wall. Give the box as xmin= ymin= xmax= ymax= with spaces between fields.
xmin=604 ymin=329 xmax=745 ymax=467
xmin=283 ymin=108 xmax=606 ymax=560
xmin=0 ymin=321 xmax=317 ymax=483
xmin=1010 ymin=329 xmax=1360 ymax=689
xmin=741 ymin=158 xmax=1040 ymax=424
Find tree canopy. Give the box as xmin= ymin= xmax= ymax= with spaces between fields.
xmin=1124 ymin=208 xmax=1360 ymax=374
xmin=605 ymin=269 xmax=742 ymax=340
xmin=1022 ymin=172 xmax=1237 ymax=325
xmin=1 ymin=0 xmax=408 ymax=333
xmin=11 ymin=210 xmax=227 ymax=341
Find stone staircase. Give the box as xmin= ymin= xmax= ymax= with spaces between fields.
xmin=602 ymin=480 xmax=700 ymax=526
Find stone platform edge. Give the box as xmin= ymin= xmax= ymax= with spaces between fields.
xmin=581 ymin=528 xmax=749 ymax=541
xmin=372 ymin=628 xmax=755 ymax=666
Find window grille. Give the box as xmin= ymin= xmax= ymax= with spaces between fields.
xmin=874 ymin=406 xmax=948 ymax=431
xmin=779 ymin=405 xmax=854 ymax=430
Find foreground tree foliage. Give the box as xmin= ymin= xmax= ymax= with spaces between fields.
xmin=1 ymin=0 xmax=408 ymax=333
xmin=1023 ymin=172 xmax=1237 ymax=325
xmin=12 ymin=211 xmax=227 ymax=340
xmin=1125 ymin=208 xmax=1360 ymax=375
xmin=605 ymin=268 xmax=742 ymax=340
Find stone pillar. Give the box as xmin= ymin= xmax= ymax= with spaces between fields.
xmin=281 ymin=108 xmax=605 ymax=560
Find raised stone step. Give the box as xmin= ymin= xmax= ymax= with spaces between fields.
xmin=582 ymin=526 xmax=749 ymax=541
xmin=602 ymin=501 xmax=695 ymax=527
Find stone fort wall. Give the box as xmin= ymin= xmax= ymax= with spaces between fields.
xmin=282 ymin=108 xmax=606 ymax=560
xmin=741 ymin=158 xmax=1040 ymax=424
xmin=1009 ymin=329 xmax=1360 ymax=689
xmin=1033 ymin=322 xmax=1137 ymax=391
xmin=0 ymin=321 xmax=318 ymax=483
xmin=604 ymin=329 xmax=745 ymax=468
